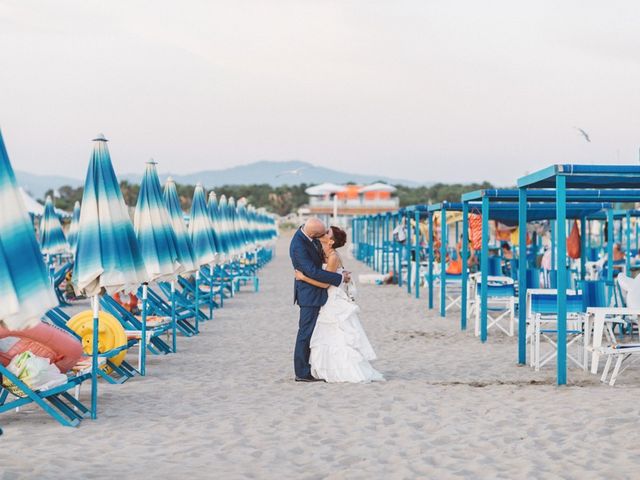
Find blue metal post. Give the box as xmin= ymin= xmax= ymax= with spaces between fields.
xmin=384 ymin=213 xmax=390 ymax=274
xmin=439 ymin=206 xmax=447 ymax=317
xmin=414 ymin=211 xmax=421 ymax=298
xmin=398 ymin=215 xmax=403 ymax=288
xmin=480 ymin=196 xmax=489 ymax=342
xmin=392 ymin=214 xmax=399 ymax=286
xmin=195 ymin=271 xmax=201 ymax=333
xmin=171 ymin=280 xmax=177 ymax=353
xmin=550 ymin=219 xmax=556 ymax=270
xmin=607 ymin=209 xmax=614 ymax=300
xmin=626 ymin=211 xmax=632 ymax=273
xmin=406 ymin=212 xmax=412 ymax=295
xmin=518 ymin=189 xmax=527 ymax=364
xmin=90 ymin=295 xmax=99 ymax=419
xmin=428 ymin=212 xmax=434 ymax=309
xmin=141 ymin=283 xmax=148 ymax=376
xmin=461 ymin=201 xmax=469 ymax=331
xmin=556 ymin=175 xmax=567 ymax=385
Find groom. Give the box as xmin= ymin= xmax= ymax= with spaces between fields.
xmin=290 ymin=217 xmax=349 ymax=382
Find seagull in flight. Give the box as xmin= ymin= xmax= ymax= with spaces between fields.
xmin=276 ymin=167 xmax=307 ymax=178
xmin=574 ymin=127 xmax=591 ymax=143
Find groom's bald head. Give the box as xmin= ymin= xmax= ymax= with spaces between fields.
xmin=303 ymin=217 xmax=328 ymax=239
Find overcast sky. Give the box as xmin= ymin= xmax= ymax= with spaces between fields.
xmin=1 ymin=1 xmax=639 ymax=185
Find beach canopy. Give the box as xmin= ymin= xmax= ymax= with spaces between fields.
xmin=19 ymin=187 xmax=70 ymax=218
xmin=163 ymin=177 xmax=196 ymax=274
xmin=188 ymin=183 xmax=218 ymax=267
xmin=305 ymin=182 xmax=346 ymax=196
xmin=67 ymin=201 xmax=81 ymax=254
xmin=39 ymin=195 xmax=69 ymax=255
xmin=134 ymin=161 xmax=183 ymax=282
xmin=73 ymin=134 xmax=149 ymax=296
xmin=358 ymin=182 xmax=397 ymax=193
xmin=0 ymin=130 xmax=58 ymax=330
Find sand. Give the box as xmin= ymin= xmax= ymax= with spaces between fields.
xmin=2 ymin=232 xmax=640 ymax=479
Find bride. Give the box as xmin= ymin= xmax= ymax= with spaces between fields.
xmin=294 ymin=226 xmax=384 ymax=383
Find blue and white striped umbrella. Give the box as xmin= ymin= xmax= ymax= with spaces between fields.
xmin=228 ymin=196 xmax=248 ymax=255
xmin=134 ymin=161 xmax=183 ymax=282
xmin=67 ymin=201 xmax=81 ymax=254
xmin=163 ymin=177 xmax=196 ymax=273
xmin=217 ymin=194 xmax=236 ymax=257
xmin=40 ymin=195 xmax=69 ymax=255
xmin=208 ymin=191 xmax=228 ymax=261
xmin=73 ymin=134 xmax=149 ymax=296
xmin=0 ymin=130 xmax=58 ymax=330
xmin=188 ymin=183 xmax=217 ymax=267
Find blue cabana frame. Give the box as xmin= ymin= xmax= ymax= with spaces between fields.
xmin=460 ymin=189 xmax=612 ymax=345
xmin=517 ymin=164 xmax=640 ymax=385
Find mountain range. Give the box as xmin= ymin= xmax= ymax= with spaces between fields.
xmin=16 ymin=160 xmax=422 ymax=199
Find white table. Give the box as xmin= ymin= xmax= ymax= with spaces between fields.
xmin=584 ymin=307 xmax=640 ymax=374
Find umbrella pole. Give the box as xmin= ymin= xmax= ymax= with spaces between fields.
xmin=171 ymin=280 xmax=177 ymax=353
xmin=90 ymin=295 xmax=99 ymax=420
xmin=141 ymin=283 xmax=148 ymax=376
xmin=195 ymin=271 xmax=200 ymax=333
xmin=209 ymin=264 xmax=214 ymax=319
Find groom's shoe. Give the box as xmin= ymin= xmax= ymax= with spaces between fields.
xmin=295 ymin=376 xmax=324 ymax=383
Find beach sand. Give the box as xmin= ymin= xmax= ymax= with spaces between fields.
xmin=2 ymin=232 xmax=640 ymax=479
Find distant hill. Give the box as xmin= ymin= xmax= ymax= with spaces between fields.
xmin=120 ymin=160 xmax=422 ymax=189
xmin=15 ymin=171 xmax=83 ymax=199
xmin=16 ymin=160 xmax=422 ymax=198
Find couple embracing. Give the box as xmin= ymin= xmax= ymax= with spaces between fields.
xmin=289 ymin=217 xmax=384 ymax=383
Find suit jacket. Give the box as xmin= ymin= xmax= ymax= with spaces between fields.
xmin=289 ymin=227 xmax=343 ymax=307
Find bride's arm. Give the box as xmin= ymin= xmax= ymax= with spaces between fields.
xmin=295 ymin=270 xmax=330 ymax=288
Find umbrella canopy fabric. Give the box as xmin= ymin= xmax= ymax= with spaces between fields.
xmin=134 ymin=161 xmax=183 ymax=283
xmin=163 ymin=177 xmax=196 ymax=274
xmin=39 ymin=195 xmax=69 ymax=255
xmin=67 ymin=201 xmax=81 ymax=254
xmin=0 ymin=130 xmax=58 ymax=330
xmin=217 ymin=194 xmax=237 ymax=257
xmin=208 ymin=191 xmax=228 ymax=260
xmin=73 ymin=135 xmax=149 ymax=296
xmin=188 ymin=183 xmax=218 ymax=267
xmin=227 ymin=196 xmax=246 ymax=255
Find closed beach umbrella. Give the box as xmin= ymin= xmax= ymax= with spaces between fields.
xmin=188 ymin=184 xmax=217 ymax=329
xmin=40 ymin=195 xmax=69 ymax=256
xmin=208 ymin=191 xmax=228 ymax=261
xmin=218 ymin=194 xmax=237 ymax=258
xmin=0 ymin=130 xmax=58 ymax=330
xmin=227 ymin=196 xmax=244 ymax=255
xmin=189 ymin=183 xmax=217 ymax=267
xmin=67 ymin=201 xmax=81 ymax=254
xmin=163 ymin=177 xmax=196 ymax=273
xmin=134 ymin=161 xmax=183 ymax=283
xmin=73 ymin=135 xmax=149 ymax=296
xmin=134 ymin=160 xmax=184 ymax=355
xmin=73 ymin=134 xmax=149 ymax=418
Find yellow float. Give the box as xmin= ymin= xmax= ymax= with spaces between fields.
xmin=67 ymin=310 xmax=128 ymax=373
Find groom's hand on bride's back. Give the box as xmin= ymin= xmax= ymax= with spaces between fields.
xmin=342 ymin=271 xmax=351 ymax=283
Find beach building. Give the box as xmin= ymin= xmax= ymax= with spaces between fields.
xmin=306 ymin=182 xmax=399 ymax=224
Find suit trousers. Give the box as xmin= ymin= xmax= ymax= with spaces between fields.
xmin=294 ymin=306 xmax=321 ymax=379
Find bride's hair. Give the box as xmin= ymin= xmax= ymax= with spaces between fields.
xmin=330 ymin=226 xmax=347 ymax=249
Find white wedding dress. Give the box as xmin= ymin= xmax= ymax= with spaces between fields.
xmin=310 ymin=268 xmax=384 ymax=383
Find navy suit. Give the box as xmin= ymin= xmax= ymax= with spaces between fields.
xmin=289 ymin=227 xmax=343 ymax=378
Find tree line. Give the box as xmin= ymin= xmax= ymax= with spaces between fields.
xmin=45 ymin=180 xmax=495 ymax=216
